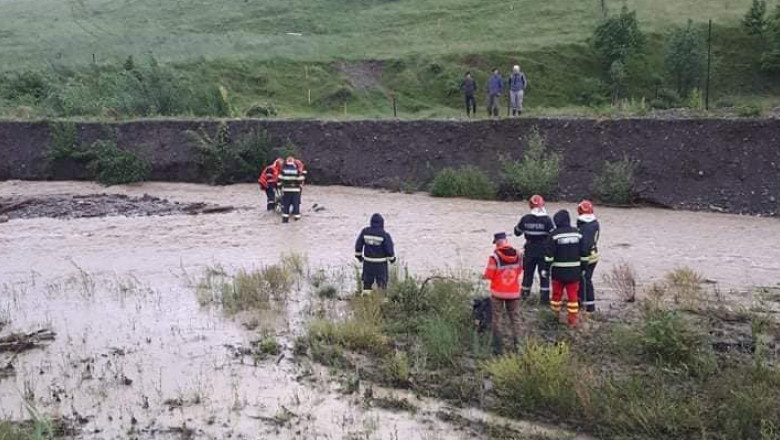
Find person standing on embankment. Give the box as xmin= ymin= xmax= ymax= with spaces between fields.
xmin=508 ymin=65 xmax=528 ymax=116
xmin=460 ymin=71 xmax=478 ymax=117
xmin=486 ymin=68 xmax=504 ymax=118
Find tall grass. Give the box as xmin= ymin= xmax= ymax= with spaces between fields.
xmin=195 ymin=264 xmax=293 ymax=314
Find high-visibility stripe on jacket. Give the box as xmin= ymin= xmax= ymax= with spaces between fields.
xmin=355 ymin=214 xmax=396 ymax=264
xmin=577 ymin=214 xmax=600 ymax=265
xmin=279 ymin=163 xmax=305 ymax=193
xmin=483 ymin=246 xmax=522 ymax=299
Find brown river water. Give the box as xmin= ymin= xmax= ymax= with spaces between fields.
xmin=1 ymin=181 xmax=779 ymax=439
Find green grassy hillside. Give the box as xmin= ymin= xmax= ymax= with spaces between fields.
xmin=1 ymin=0 xmax=777 ymax=119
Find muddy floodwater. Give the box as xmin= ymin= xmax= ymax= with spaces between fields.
xmin=1 ymin=181 xmax=779 ymax=439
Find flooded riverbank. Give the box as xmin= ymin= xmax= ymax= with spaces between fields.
xmin=1 ymin=181 xmax=778 ymax=439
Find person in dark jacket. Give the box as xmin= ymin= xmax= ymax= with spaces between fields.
xmin=460 ymin=71 xmax=478 ymax=117
xmin=355 ymin=213 xmax=396 ymax=294
xmin=576 ymin=200 xmax=600 ymax=313
xmin=486 ymin=68 xmax=504 ymax=117
xmin=545 ymin=209 xmax=588 ymax=326
xmin=508 ymin=65 xmax=528 ymax=116
xmin=278 ymin=156 xmax=305 ymax=223
xmin=513 ymin=195 xmax=555 ymax=303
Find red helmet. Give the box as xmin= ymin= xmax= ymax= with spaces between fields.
xmin=578 ymin=200 xmax=594 ymax=215
xmin=528 ymin=195 xmax=545 ymax=209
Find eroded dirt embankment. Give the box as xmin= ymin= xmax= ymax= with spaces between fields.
xmin=1 ymin=118 xmax=779 ymax=215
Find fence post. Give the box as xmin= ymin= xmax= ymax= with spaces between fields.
xmin=705 ymin=19 xmax=712 ymax=111
xmin=392 ymin=94 xmax=397 ymax=118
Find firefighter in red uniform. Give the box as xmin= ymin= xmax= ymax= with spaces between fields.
xmin=258 ymin=158 xmax=282 ymax=211
xmin=483 ymin=232 xmax=523 ymax=354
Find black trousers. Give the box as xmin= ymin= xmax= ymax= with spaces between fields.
xmin=362 ymin=262 xmax=388 ymax=291
xmin=465 ymin=95 xmax=476 ymax=116
xmin=281 ymin=191 xmax=301 ymax=223
xmin=265 ymin=184 xmax=276 ymax=210
xmin=522 ymin=254 xmax=550 ymax=303
xmin=579 ymin=263 xmax=597 ymax=312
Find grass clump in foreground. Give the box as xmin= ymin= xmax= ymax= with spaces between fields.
xmin=592 ymin=156 xmax=637 ymax=205
xmin=502 ymin=127 xmax=560 ymax=199
xmin=195 ymin=263 xmax=294 ymax=314
xmin=304 ymin=265 xmax=780 ymax=439
xmin=429 ymin=166 xmax=496 ymax=200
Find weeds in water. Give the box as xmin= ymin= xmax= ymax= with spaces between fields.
xmin=420 ymin=317 xmax=460 ymax=368
xmin=640 ymin=306 xmax=713 ymax=375
xmin=256 ymin=332 xmax=281 ymax=356
xmin=592 ymin=156 xmax=637 ymax=205
xmin=602 ymin=261 xmax=637 ymax=302
xmin=195 ymin=264 xmax=292 ymax=314
xmin=665 ymin=267 xmax=704 ymax=306
xmin=281 ymin=252 xmax=307 ymax=278
xmin=316 ymin=284 xmax=338 ymax=299
xmin=429 ymin=166 xmax=496 ymax=200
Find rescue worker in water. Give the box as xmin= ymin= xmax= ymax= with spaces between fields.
xmin=355 ymin=213 xmax=397 ymax=294
xmin=258 ymin=158 xmax=282 ymax=211
xmin=483 ymin=232 xmax=523 ymax=354
xmin=278 ymin=156 xmax=306 ymax=223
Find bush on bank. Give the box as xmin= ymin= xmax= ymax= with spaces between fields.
xmin=429 ymin=166 xmax=496 ymax=200
xmin=502 ymin=127 xmax=560 ymax=199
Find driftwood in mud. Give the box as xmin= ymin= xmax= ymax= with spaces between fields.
xmin=0 ymin=198 xmax=33 ymax=215
xmin=0 ymin=329 xmax=57 ymax=353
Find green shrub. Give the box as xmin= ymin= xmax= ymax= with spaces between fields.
xmin=736 ymin=103 xmax=764 ymax=117
xmin=594 ymin=6 xmax=646 ymax=68
xmin=45 ymin=121 xmax=79 ymax=166
xmin=429 ymin=166 xmax=496 ymax=199
xmin=382 ymin=351 xmax=411 ymax=386
xmin=502 ymin=127 xmax=559 ymax=199
xmin=592 ymin=156 xmax=636 ymax=204
xmin=641 ymin=307 xmax=712 ymax=375
xmin=664 ymin=266 xmax=704 ymax=306
xmin=257 ymin=332 xmax=281 ymax=356
xmin=81 ymin=140 xmax=150 ymax=186
xmin=484 ymin=341 xmax=580 ymax=415
xmin=187 ymin=122 xmax=271 ymax=185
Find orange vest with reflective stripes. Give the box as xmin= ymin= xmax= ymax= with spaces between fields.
xmin=483 ymin=247 xmax=523 ymax=299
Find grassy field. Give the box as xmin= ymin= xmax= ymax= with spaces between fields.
xmin=1 ymin=0 xmax=778 ymax=119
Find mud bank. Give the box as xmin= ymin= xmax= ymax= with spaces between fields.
xmin=1 ymin=118 xmax=779 ymax=215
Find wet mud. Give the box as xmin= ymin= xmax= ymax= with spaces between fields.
xmin=1 ymin=181 xmax=779 ymax=439
xmin=0 ymin=193 xmax=234 ymax=221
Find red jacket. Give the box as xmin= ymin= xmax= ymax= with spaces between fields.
xmin=258 ymin=164 xmax=279 ymax=189
xmin=483 ymin=245 xmax=523 ymax=299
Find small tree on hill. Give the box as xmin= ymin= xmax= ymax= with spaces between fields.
xmin=664 ymin=20 xmax=706 ymax=98
xmin=594 ymin=6 xmax=646 ymax=68
xmin=743 ymin=0 xmax=768 ymax=38
xmin=761 ymin=5 xmax=780 ymax=72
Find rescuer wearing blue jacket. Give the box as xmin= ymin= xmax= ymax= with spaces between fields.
xmin=355 ymin=213 xmax=396 ymax=294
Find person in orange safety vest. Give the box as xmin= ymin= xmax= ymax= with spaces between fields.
xmin=483 ymin=232 xmax=523 ymax=355
xmin=258 ymin=158 xmax=282 ymax=211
